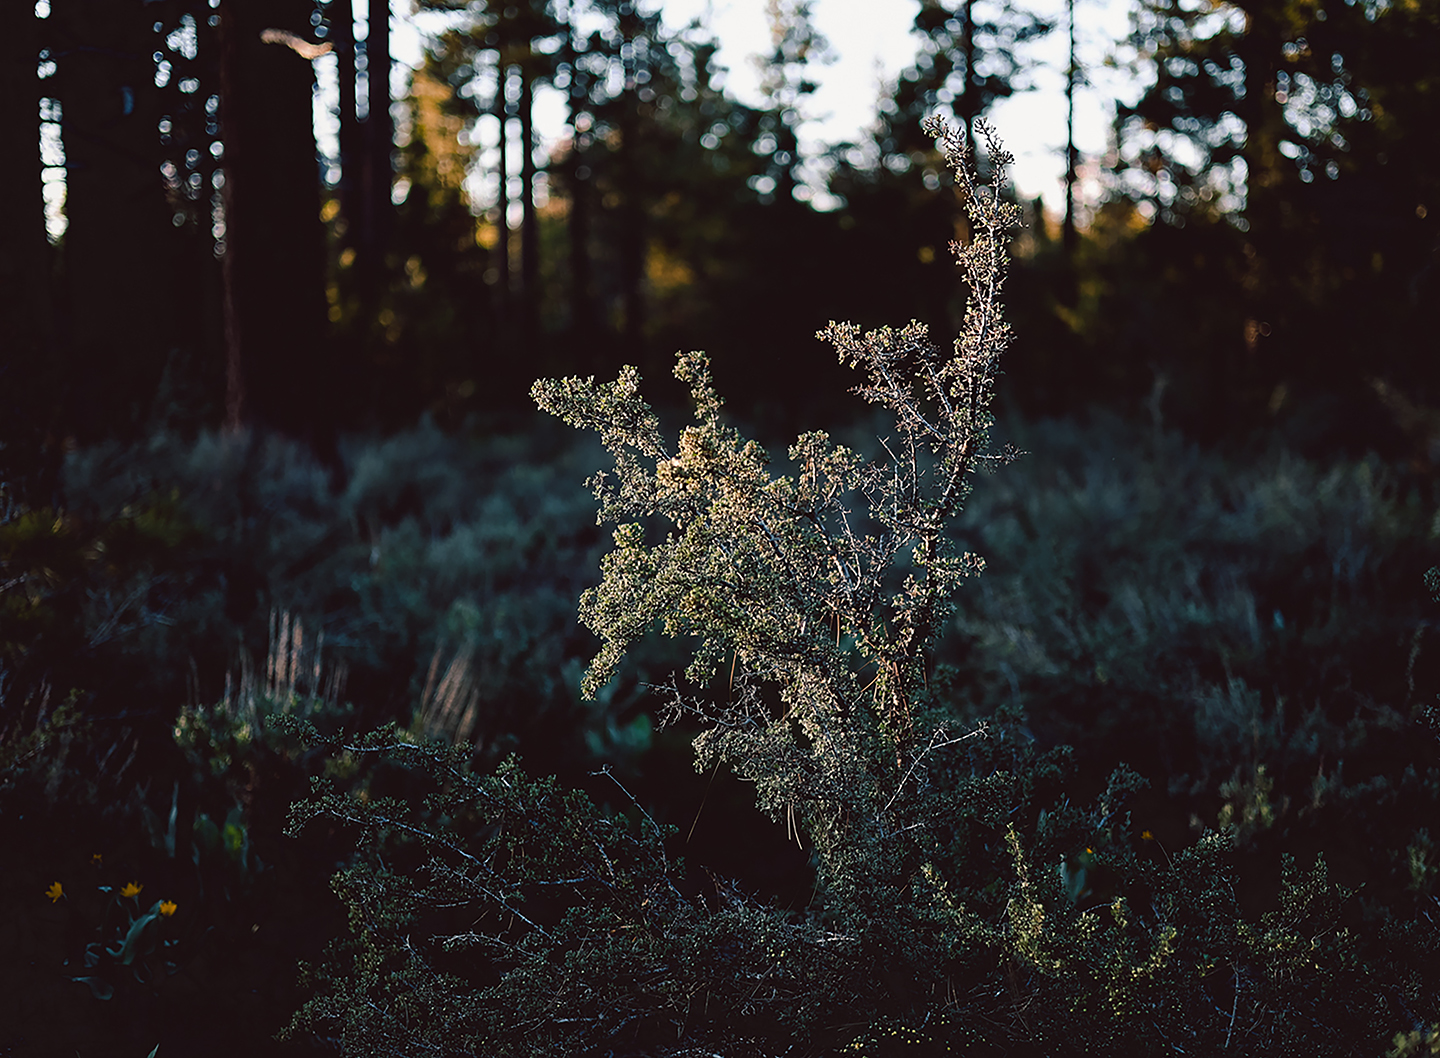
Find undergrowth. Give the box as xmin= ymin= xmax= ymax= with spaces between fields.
xmin=276 ymin=121 xmax=1440 ymax=1056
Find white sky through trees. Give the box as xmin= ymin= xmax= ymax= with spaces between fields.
xmin=386 ymin=0 xmax=1138 ymax=217
xmin=653 ymin=0 xmax=1137 ymax=211
xmin=35 ymin=0 xmax=1137 ymax=241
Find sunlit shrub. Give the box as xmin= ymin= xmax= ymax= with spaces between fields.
xmin=279 ymin=121 xmax=1440 ymax=1056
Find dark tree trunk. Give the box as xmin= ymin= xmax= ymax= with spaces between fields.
xmin=160 ymin=0 xmax=227 ymax=436
xmin=360 ymin=0 xmax=392 ymax=291
xmin=1063 ymin=0 xmax=1079 ymax=257
xmin=216 ymin=0 xmax=329 ymax=441
xmin=0 ymin=4 xmax=47 ymax=345
xmin=217 ymin=1 xmax=244 ymax=431
xmin=493 ymin=64 xmax=511 ymax=326
xmin=1232 ymin=5 xmax=1287 ymax=409
xmin=51 ymin=0 xmax=178 ymax=444
xmin=776 ymin=116 xmax=799 ymax=206
xmin=518 ymin=65 xmax=539 ymax=348
xmin=619 ymin=134 xmax=643 ymax=349
xmin=332 ymin=0 xmax=361 ymax=243
xmin=567 ymin=144 xmax=594 ymax=351
xmin=618 ymin=30 xmax=644 ymax=351
xmin=959 ymin=0 xmax=978 ymax=161
xmin=558 ymin=3 xmax=593 ymax=350
xmin=0 ymin=3 xmax=55 ymax=498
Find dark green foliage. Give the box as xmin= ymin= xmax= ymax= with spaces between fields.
xmin=948 ymin=414 xmax=1433 ymax=778
xmin=280 ymin=684 xmax=1440 ymax=1054
xmin=0 ymin=422 xmax=656 ymax=1054
xmin=0 ymin=661 xmax=347 ymax=1056
xmin=943 ymin=415 xmax=1440 ymax=920
xmin=283 ymin=735 xmax=872 ymax=1056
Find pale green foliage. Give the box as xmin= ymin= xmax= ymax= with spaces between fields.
xmin=533 ymin=118 xmax=1015 ymax=914
xmin=1391 ymin=1023 xmax=1440 ymax=1058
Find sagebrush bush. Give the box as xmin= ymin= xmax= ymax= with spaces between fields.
xmin=279 ymin=120 xmax=1440 ymax=1057
xmin=942 ymin=413 xmax=1440 ymax=911
xmin=51 ymin=417 xmax=658 ymax=770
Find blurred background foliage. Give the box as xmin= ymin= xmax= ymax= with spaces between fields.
xmin=2 ymin=0 xmax=1438 ymax=1052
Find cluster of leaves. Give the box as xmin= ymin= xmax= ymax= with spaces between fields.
xmin=62 ymin=880 xmax=182 ymax=1004
xmin=277 ymin=120 xmax=1440 ymax=1056
xmin=532 ymin=116 xmax=1020 ymax=949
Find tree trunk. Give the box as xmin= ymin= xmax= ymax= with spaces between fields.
xmin=518 ymin=64 xmax=540 ymax=348
xmin=333 ymin=0 xmax=361 ymax=245
xmin=618 ymin=29 xmax=644 ymax=351
xmin=1063 ymin=0 xmax=1079 ymax=256
xmin=493 ymin=63 xmax=511 ymax=327
xmin=776 ymin=115 xmax=799 ymax=206
xmin=217 ymin=2 xmax=245 ymax=431
xmin=0 ymin=3 xmax=55 ymax=498
xmin=567 ymin=138 xmax=594 ymax=351
xmin=217 ymin=0 xmax=329 ymax=441
xmin=0 ymin=4 xmax=47 ymax=345
xmin=360 ymin=0 xmax=392 ymax=292
xmin=52 ymin=0 xmax=178 ymax=444
xmin=959 ymin=0 xmax=978 ymax=161
xmin=559 ymin=4 xmax=594 ymax=350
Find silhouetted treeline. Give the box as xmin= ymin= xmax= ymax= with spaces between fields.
xmin=3 ymin=0 xmax=1438 ymax=503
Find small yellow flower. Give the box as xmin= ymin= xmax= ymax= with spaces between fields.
xmin=159 ymin=900 xmax=178 ymax=918
xmin=1141 ymin=830 xmax=1155 ymax=841
xmin=90 ymin=853 xmax=103 ymax=867
xmin=119 ymin=881 xmax=143 ymax=899
xmin=1085 ymin=847 xmax=1094 ymax=854
xmin=45 ymin=882 xmax=63 ymax=903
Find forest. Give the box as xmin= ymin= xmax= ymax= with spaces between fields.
xmin=1 ymin=0 xmax=1439 ymax=1054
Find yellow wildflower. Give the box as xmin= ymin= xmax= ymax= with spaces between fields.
xmin=45 ymin=882 xmax=63 ymax=903
xmin=1141 ymin=830 xmax=1155 ymax=841
xmin=90 ymin=853 xmax=103 ymax=867
xmin=120 ymin=881 xmax=143 ymax=899
xmin=159 ymin=900 xmax=178 ymax=918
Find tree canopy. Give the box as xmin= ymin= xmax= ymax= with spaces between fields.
xmin=3 ymin=0 xmax=1436 ymax=485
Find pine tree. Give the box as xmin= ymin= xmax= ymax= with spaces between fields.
xmin=0 ymin=2 xmax=55 ymax=499
xmin=753 ymin=0 xmax=832 ymax=207
xmin=215 ymin=0 xmax=329 ymax=441
xmin=1113 ymin=0 xmax=1440 ymax=434
xmin=49 ymin=0 xmax=179 ymax=442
